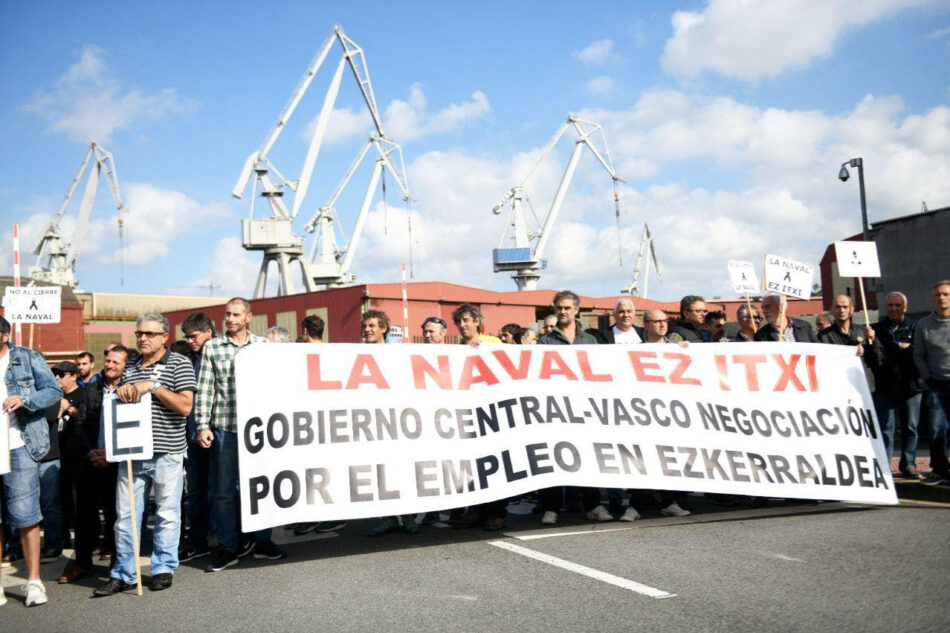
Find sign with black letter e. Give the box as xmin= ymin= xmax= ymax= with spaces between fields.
xmin=103 ymin=393 xmax=154 ymax=462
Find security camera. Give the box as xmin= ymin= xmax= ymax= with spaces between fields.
xmin=838 ymin=165 xmax=850 ymax=182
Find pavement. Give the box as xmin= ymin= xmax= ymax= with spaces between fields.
xmin=2 ymin=493 xmax=949 ymax=633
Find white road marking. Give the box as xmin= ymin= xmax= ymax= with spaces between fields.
xmin=512 ymin=526 xmax=636 ymax=540
xmin=488 ymin=540 xmax=675 ymax=599
xmin=754 ymin=551 xmax=804 ymax=562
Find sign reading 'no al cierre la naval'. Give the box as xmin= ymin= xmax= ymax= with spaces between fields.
xmin=235 ymin=343 xmax=896 ymax=531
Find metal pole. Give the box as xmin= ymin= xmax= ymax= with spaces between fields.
xmin=855 ymin=158 xmax=869 ymax=241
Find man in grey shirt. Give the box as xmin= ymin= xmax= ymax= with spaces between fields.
xmin=914 ymin=280 xmax=950 ymax=485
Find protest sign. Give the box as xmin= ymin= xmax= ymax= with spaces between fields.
xmin=1 ymin=286 xmax=61 ymax=324
xmin=728 ymin=260 xmax=759 ymax=295
xmin=103 ymin=394 xmax=154 ymax=462
xmin=763 ymin=255 xmax=814 ymax=299
xmin=834 ymin=241 xmax=881 ymax=279
xmin=236 ymin=343 xmax=896 ymax=531
xmin=0 ymin=411 xmax=10 ymax=475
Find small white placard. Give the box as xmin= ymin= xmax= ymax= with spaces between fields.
xmin=387 ymin=325 xmax=404 ymax=344
xmin=728 ymin=260 xmax=760 ymax=295
xmin=1 ymin=286 xmax=61 ymax=324
xmin=834 ymin=241 xmax=881 ymax=278
xmin=763 ymin=254 xmax=815 ymax=299
xmin=103 ymin=393 xmax=153 ymax=462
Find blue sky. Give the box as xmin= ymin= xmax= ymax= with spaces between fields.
xmin=1 ymin=0 xmax=948 ymax=302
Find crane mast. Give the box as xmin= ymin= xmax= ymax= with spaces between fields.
xmin=233 ymin=25 xmax=412 ymax=297
xmin=30 ymin=142 xmax=124 ymax=288
xmin=491 ymin=113 xmax=623 ymax=291
xmin=621 ymin=223 xmax=662 ymax=297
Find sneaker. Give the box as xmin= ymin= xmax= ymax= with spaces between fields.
xmin=660 ymin=501 xmax=691 ymax=517
xmin=313 ymin=520 xmax=346 ymax=533
xmin=404 ymin=519 xmax=421 ymax=535
xmin=40 ymin=548 xmax=62 ymax=563
xmin=451 ymin=510 xmax=484 ymax=529
xmin=252 ymin=540 xmax=287 ymax=560
xmin=421 ymin=512 xmax=439 ymax=525
xmin=899 ymin=467 xmax=921 ymax=480
xmin=236 ymin=539 xmax=255 ymax=558
xmin=23 ymin=581 xmax=48 ymax=606
xmin=93 ymin=577 xmax=134 ymax=597
xmin=368 ymin=517 xmax=400 ymax=536
xmin=618 ymin=507 xmax=641 ymax=522
xmin=98 ymin=549 xmax=113 ymax=561
xmin=1 ymin=585 xmax=6 ymax=606
xmin=205 ymin=550 xmax=238 ymax=572
xmin=921 ymin=472 xmax=948 ymax=486
xmin=292 ymin=523 xmax=317 ymax=536
xmin=586 ymin=505 xmax=614 ymax=522
xmin=149 ymin=573 xmax=173 ymax=591
xmin=178 ymin=547 xmax=210 ymax=563
xmin=483 ymin=516 xmax=506 ymax=531
xmin=541 ymin=511 xmax=558 ymax=525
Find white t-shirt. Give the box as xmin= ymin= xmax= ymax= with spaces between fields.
xmin=0 ymin=352 xmax=25 ymax=451
xmin=612 ymin=325 xmax=642 ymax=344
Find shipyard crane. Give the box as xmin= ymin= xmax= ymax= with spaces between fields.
xmin=30 ymin=142 xmax=124 ymax=288
xmin=491 ymin=113 xmax=623 ymax=291
xmin=232 ymin=25 xmax=412 ymax=296
xmin=621 ymin=223 xmax=662 ymax=297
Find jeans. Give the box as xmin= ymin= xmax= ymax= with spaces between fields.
xmin=874 ymin=390 xmax=923 ymax=470
xmin=2 ymin=446 xmax=43 ymax=529
xmin=111 ymin=453 xmax=184 ymax=584
xmin=211 ymin=430 xmax=271 ymax=553
xmin=38 ymin=460 xmax=62 ymax=551
xmin=925 ymin=382 xmax=950 ymax=477
xmin=185 ymin=441 xmax=212 ymax=551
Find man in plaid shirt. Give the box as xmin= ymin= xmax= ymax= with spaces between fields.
xmin=196 ymin=297 xmax=286 ymax=572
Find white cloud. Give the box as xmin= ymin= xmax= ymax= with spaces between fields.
xmin=925 ymin=25 xmax=950 ymax=39
xmin=572 ymin=39 xmax=616 ymax=65
xmin=384 ymin=83 xmax=490 ymax=142
xmin=176 ymin=237 xmax=261 ymax=297
xmin=662 ymin=0 xmax=935 ymax=81
xmin=21 ymin=45 xmax=194 ymax=143
xmin=585 ymin=76 xmax=617 ymax=97
xmin=302 ymin=106 xmax=372 ymax=146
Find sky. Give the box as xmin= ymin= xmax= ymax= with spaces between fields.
xmin=1 ymin=0 xmax=948 ymax=302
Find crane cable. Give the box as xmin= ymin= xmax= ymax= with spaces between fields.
xmin=118 ymin=217 xmax=125 ymax=286
xmin=613 ymin=180 xmax=623 ymax=268
xmin=381 ymin=166 xmax=388 ymax=235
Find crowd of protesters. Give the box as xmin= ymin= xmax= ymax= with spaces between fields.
xmin=2 ymin=279 xmax=948 ymax=605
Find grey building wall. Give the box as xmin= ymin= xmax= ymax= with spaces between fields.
xmin=873 ymin=208 xmax=949 ymax=317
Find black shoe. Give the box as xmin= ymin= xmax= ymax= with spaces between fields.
xmin=236 ymin=539 xmax=255 ymax=558
xmin=150 ymin=573 xmax=173 ymax=591
xmin=178 ymin=547 xmax=210 ymax=563
xmin=205 ymin=550 xmax=238 ymax=572
xmin=252 ymin=540 xmax=286 ymax=561
xmin=421 ymin=512 xmax=439 ymax=525
xmin=40 ymin=548 xmax=62 ymax=563
xmin=94 ymin=577 xmax=134 ymax=597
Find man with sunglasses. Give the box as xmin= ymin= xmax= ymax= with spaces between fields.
xmin=94 ymin=313 xmax=197 ymax=596
xmin=422 ymin=316 xmax=448 ymax=344
xmin=670 ymin=295 xmax=709 ymax=343
xmin=730 ymin=305 xmax=761 ymax=342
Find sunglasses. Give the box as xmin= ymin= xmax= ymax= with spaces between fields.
xmin=422 ymin=317 xmax=447 ymax=328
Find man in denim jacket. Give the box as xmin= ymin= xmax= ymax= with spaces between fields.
xmin=0 ymin=315 xmax=63 ymax=607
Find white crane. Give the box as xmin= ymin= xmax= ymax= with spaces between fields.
xmin=491 ymin=113 xmax=623 ymax=291
xmin=621 ymin=223 xmax=662 ymax=297
xmin=30 ymin=141 xmax=124 ymax=288
xmin=232 ymin=25 xmax=412 ymax=296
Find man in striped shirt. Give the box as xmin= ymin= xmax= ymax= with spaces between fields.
xmin=94 ymin=313 xmax=196 ymax=596
xmin=196 ymin=297 xmax=285 ymax=572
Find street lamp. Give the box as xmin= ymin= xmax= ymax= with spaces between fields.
xmin=838 ymin=157 xmax=869 ymax=241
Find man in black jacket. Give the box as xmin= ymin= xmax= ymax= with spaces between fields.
xmin=593 ymin=298 xmax=644 ymax=344
xmin=669 ymin=295 xmax=709 ymax=343
xmin=872 ymin=292 xmax=925 ymax=477
xmin=817 ymin=294 xmax=883 ymax=394
xmin=754 ymin=293 xmax=819 ymax=343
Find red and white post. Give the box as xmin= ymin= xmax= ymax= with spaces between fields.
xmin=401 ymin=261 xmax=409 ymax=342
xmin=12 ymin=224 xmax=22 ymax=345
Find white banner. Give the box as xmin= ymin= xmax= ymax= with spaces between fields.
xmin=728 ymin=260 xmax=759 ymax=295
xmin=834 ymin=241 xmax=881 ymax=278
xmin=235 ymin=343 xmax=896 ymax=531
xmin=1 ymin=286 xmax=61 ymax=324
xmin=764 ymin=254 xmax=814 ymax=299
xmin=103 ymin=394 xmax=154 ymax=462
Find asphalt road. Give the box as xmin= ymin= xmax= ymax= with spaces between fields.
xmin=2 ymin=500 xmax=949 ymax=633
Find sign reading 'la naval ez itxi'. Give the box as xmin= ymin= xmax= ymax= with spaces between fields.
xmin=235 ymin=343 xmax=894 ymax=531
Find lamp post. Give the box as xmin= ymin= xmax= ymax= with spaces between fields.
xmin=838 ymin=157 xmax=869 ymax=241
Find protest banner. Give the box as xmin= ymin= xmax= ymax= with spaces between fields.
xmin=102 ymin=393 xmax=153 ymax=596
xmin=1 ymin=286 xmax=61 ymax=324
xmin=834 ymin=241 xmax=881 ymax=328
xmin=236 ymin=342 xmax=896 ymax=532
xmin=763 ymin=255 xmax=814 ymax=299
